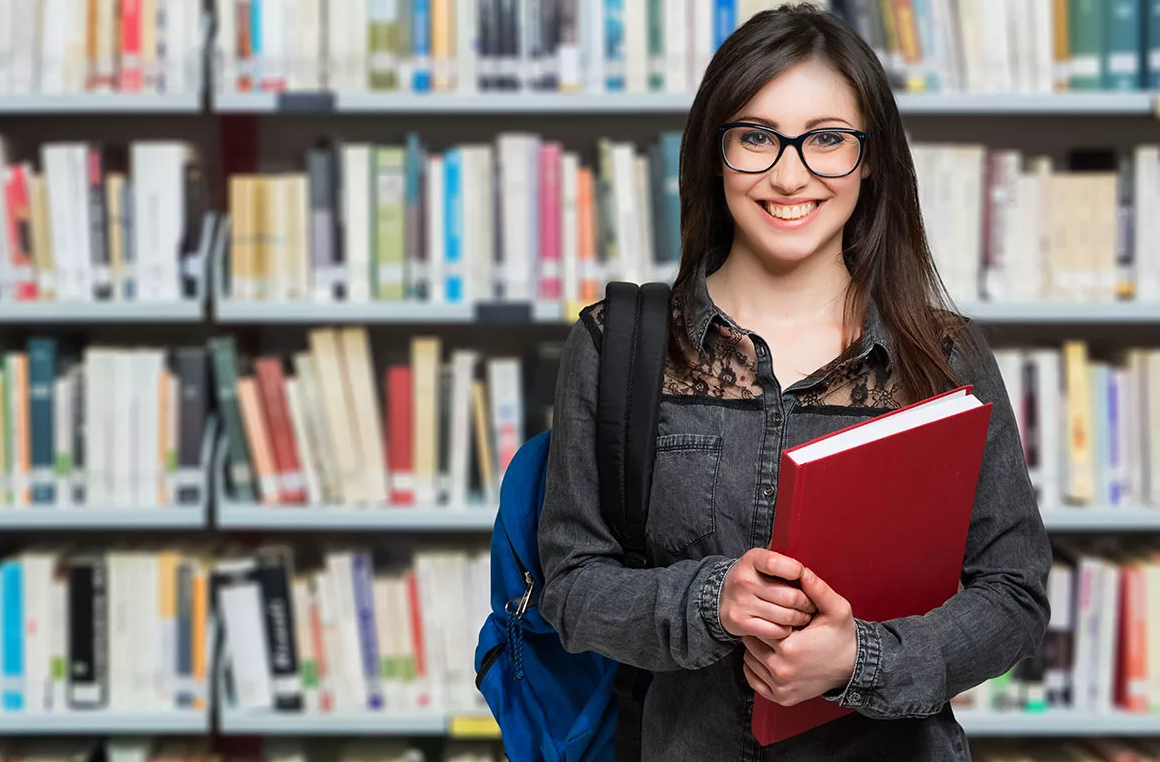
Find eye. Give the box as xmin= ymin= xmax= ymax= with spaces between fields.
xmin=808 ymin=131 xmax=851 ymax=149
xmin=739 ymin=130 xmax=775 ymax=149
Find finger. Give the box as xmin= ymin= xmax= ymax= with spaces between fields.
xmin=742 ymin=635 xmax=775 ymax=660
xmin=800 ymin=567 xmax=847 ymax=616
xmin=753 ymin=583 xmax=818 ymax=615
xmin=743 ymin=661 xmax=776 ymax=702
xmin=746 ymin=598 xmax=815 ymax=627
xmin=732 ymin=616 xmax=792 ymax=642
xmin=753 ymin=550 xmax=805 ymax=581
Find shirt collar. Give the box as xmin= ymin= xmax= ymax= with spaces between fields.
xmin=683 ymin=251 xmax=896 ymax=373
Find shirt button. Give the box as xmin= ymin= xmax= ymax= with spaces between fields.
xmin=755 ymin=345 xmax=765 ymax=357
xmin=763 ymin=486 xmax=774 ymax=497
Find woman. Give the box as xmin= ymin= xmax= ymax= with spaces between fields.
xmin=537 ymin=4 xmax=1052 ymax=761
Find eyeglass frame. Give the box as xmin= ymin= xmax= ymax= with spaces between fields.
xmin=717 ymin=122 xmax=870 ymax=178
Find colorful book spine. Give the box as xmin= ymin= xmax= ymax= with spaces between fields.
xmin=443 ymin=148 xmax=464 ymax=303
xmin=352 ymin=552 xmax=383 ymax=710
xmin=1 ymin=561 xmax=24 ymax=711
xmin=1104 ymin=0 xmax=1142 ymax=90
xmin=27 ymin=338 xmax=56 ymax=505
xmin=714 ymin=0 xmax=736 ymax=51
xmin=412 ymin=0 xmax=433 ymax=92
xmin=605 ymin=0 xmax=625 ymax=91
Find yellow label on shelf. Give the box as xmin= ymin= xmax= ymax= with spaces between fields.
xmin=448 ymin=714 xmax=501 ymax=739
xmin=564 ymin=300 xmax=588 ymax=323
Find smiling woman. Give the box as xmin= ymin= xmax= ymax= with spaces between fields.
xmin=537 ymin=4 xmax=1052 ymax=762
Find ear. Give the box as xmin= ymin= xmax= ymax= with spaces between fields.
xmin=860 ymin=162 xmax=871 ymax=180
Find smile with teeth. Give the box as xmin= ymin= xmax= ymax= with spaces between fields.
xmin=762 ymin=200 xmax=819 ymax=220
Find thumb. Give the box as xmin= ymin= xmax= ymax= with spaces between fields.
xmin=800 ymin=567 xmax=845 ymax=615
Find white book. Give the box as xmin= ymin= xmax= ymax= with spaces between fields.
xmin=1125 ymin=351 xmax=1147 ymax=505
xmin=287 ymin=174 xmax=311 ymax=300
xmin=39 ymin=147 xmax=69 ymax=300
xmin=9 ymin=0 xmax=36 ymax=93
xmin=448 ymin=350 xmax=477 ymax=507
xmin=0 ymin=138 xmax=11 ymax=301
xmin=260 ymin=0 xmax=287 ymax=91
xmin=342 ymin=146 xmax=373 ymax=303
xmin=1028 ymin=349 xmax=1062 ymax=511
xmin=1148 ymin=351 xmax=1160 ymax=506
xmin=69 ymin=144 xmax=95 ymax=301
xmin=296 ymin=0 xmax=323 ymax=90
xmin=93 ymin=0 xmax=118 ymax=91
xmin=216 ymin=0 xmax=237 ymax=90
xmin=82 ymin=349 xmax=107 ymax=503
xmin=993 ymin=351 xmax=1026 ymax=451
xmin=488 ymin=358 xmax=523 ymax=481
xmin=217 ymin=558 xmax=275 ymax=711
xmin=284 ymin=379 xmax=322 ymax=505
xmin=112 ymin=351 xmax=137 ymax=504
xmin=50 ymin=572 xmax=67 ymax=710
xmin=496 ymin=134 xmax=536 ymax=300
xmin=426 ymin=153 xmax=446 ymax=304
xmin=624 ymin=0 xmax=648 ymax=93
xmin=349 ymin=0 xmax=369 ymax=91
xmin=663 ymin=0 xmax=687 ymax=93
xmin=0 ymin=0 xmax=13 ymax=93
xmin=456 ymin=0 xmax=478 ymax=92
xmin=132 ymin=143 xmax=185 ymax=302
xmin=1134 ymin=147 xmax=1160 ymax=301
xmin=442 ymin=553 xmax=474 ymax=711
xmin=414 ymin=552 xmax=447 ymax=710
xmin=106 ymin=552 xmax=133 ymax=709
xmin=340 ymin=328 xmax=389 ymax=504
xmin=954 ymin=146 xmax=984 ymax=303
xmin=65 ymin=0 xmax=89 ymax=92
xmin=371 ymin=577 xmax=399 ymax=707
xmin=611 ymin=143 xmax=642 ymax=284
xmin=1031 ymin=0 xmax=1054 ymax=92
xmin=635 ymin=155 xmax=657 ymax=282
xmin=53 ymin=373 xmax=73 ymax=506
xmin=21 ymin=552 xmax=54 ymax=712
xmin=325 ymin=553 xmax=370 ymax=711
xmin=1095 ymin=558 xmax=1121 ymax=712
xmin=268 ymin=176 xmax=291 ymax=301
xmin=690 ymin=0 xmax=713 ymax=90
xmin=557 ymin=0 xmax=582 ymax=91
xmin=581 ymin=0 xmax=605 ymax=93
xmin=137 ymin=553 xmax=160 ymax=707
xmin=312 ymin=570 xmax=343 ymax=709
xmin=308 ymin=330 xmax=362 ymax=504
xmin=135 ymin=351 xmax=163 ymax=506
xmin=327 ymin=0 xmax=350 ymax=91
xmin=1005 ymin=172 xmax=1042 ymax=301
xmin=40 ymin=0 xmax=69 ymax=93
xmin=561 ymin=152 xmax=580 ymax=302
xmin=166 ymin=0 xmax=193 ymax=94
xmin=292 ymin=352 xmax=337 ymax=503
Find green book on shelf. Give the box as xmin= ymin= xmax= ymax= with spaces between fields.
xmin=207 ymin=336 xmax=257 ymax=503
xmin=648 ymin=0 xmax=664 ymax=92
xmin=369 ymin=0 xmax=400 ymax=90
xmin=373 ymin=146 xmax=407 ymax=301
xmin=1103 ymin=0 xmax=1142 ymax=90
xmin=1069 ymin=0 xmax=1105 ymax=90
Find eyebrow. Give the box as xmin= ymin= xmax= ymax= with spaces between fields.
xmin=734 ymin=114 xmax=855 ymax=129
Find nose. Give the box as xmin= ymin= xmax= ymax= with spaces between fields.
xmin=768 ymin=145 xmax=811 ymax=195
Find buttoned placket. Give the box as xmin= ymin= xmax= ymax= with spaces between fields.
xmin=747 ymin=334 xmax=793 ymax=550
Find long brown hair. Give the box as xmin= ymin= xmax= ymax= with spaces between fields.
xmin=675 ymin=3 xmax=968 ymax=401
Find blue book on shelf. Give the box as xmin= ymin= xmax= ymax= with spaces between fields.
xmin=1104 ymin=0 xmax=1142 ymax=90
xmin=714 ymin=0 xmax=736 ymax=52
xmin=1 ymin=561 xmax=23 ymax=711
xmin=250 ymin=0 xmax=263 ymax=85
xmin=412 ymin=0 xmax=432 ymax=92
xmin=26 ymin=338 xmax=55 ymax=506
xmin=351 ymin=553 xmax=383 ymax=710
xmin=444 ymin=149 xmax=464 ymax=303
xmin=404 ymin=132 xmax=427 ymax=300
xmin=1146 ymin=0 xmax=1160 ymax=88
xmin=605 ymin=0 xmax=625 ymax=91
xmin=910 ymin=0 xmax=938 ymax=90
xmin=660 ymin=132 xmax=682 ymax=268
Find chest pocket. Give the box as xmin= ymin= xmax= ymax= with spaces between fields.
xmin=647 ymin=433 xmax=722 ymax=556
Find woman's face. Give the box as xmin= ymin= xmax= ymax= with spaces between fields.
xmin=721 ymin=58 xmax=867 ymax=271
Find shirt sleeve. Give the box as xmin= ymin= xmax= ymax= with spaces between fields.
xmin=537 ymin=316 xmax=740 ymax=673
xmin=824 ymin=321 xmax=1053 ymax=719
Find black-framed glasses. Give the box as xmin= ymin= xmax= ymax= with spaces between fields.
xmin=718 ymin=122 xmax=869 ymax=178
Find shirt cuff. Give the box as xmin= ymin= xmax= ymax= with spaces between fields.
xmin=822 ymin=618 xmax=882 ymax=709
xmin=698 ymin=558 xmax=741 ymax=643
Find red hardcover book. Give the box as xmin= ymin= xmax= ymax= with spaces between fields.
xmin=538 ymin=142 xmax=563 ymax=300
xmin=386 ymin=365 xmax=415 ymax=505
xmin=253 ymin=357 xmax=307 ymax=503
xmin=752 ymin=385 xmax=992 ymax=745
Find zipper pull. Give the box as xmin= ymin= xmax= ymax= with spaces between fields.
xmin=507 ymin=571 xmax=535 ymax=619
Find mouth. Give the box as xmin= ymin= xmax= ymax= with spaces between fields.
xmin=759 ymin=200 xmax=822 ymax=223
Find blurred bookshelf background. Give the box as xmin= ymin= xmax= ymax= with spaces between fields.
xmin=2 ymin=0 xmax=1160 ymax=760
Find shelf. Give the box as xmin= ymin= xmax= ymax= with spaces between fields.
xmin=211 ymin=90 xmax=1160 ymax=116
xmin=218 ymin=710 xmax=451 ymax=736
xmin=961 ymin=302 xmax=1160 ymax=324
xmin=217 ymin=505 xmax=497 ymax=531
xmin=957 ymin=709 xmax=1160 ymax=737
xmin=895 ymin=92 xmax=1157 ymax=115
xmin=0 ymin=507 xmax=207 ymax=530
xmin=1040 ymin=508 xmax=1160 ymax=532
xmin=214 ymin=299 xmax=568 ymax=324
xmin=0 ymin=93 xmax=202 ymax=114
xmin=0 ymin=300 xmax=204 ymax=323
xmin=0 ymin=711 xmax=208 ymax=735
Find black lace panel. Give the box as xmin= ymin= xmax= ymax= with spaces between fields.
xmin=582 ymin=300 xmax=907 ymax=410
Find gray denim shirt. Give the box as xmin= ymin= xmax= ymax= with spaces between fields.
xmin=537 ymin=260 xmax=1053 ymax=761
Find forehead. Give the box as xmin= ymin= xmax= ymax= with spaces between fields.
xmin=730 ymin=58 xmax=862 ymax=131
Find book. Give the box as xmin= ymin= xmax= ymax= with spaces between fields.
xmin=752 ymin=385 xmax=992 ymax=745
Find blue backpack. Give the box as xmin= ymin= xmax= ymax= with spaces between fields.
xmin=474 ymin=282 xmax=672 ymax=762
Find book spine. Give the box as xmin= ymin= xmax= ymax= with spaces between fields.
xmin=1103 ymin=0 xmax=1142 ymax=90
xmin=175 ymin=347 xmax=207 ymax=505
xmin=207 ymin=337 xmax=257 ymax=502
xmin=256 ymin=550 xmax=303 ymax=711
xmin=254 ymin=358 xmax=306 ymax=503
xmin=443 ymin=148 xmax=464 ymax=303
xmin=412 ymin=0 xmax=432 ymax=91
xmin=352 ymin=552 xmax=383 ymax=709
xmin=27 ymin=338 xmax=56 ymax=506
xmin=1148 ymin=0 xmax=1160 ymax=88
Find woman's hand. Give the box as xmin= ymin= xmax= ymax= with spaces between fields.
xmin=741 ymin=567 xmax=858 ymax=707
xmin=719 ymin=548 xmax=817 ymax=641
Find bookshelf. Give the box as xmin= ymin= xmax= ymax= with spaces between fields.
xmin=0 ymin=711 xmax=209 ymax=735
xmin=5 ymin=0 xmax=1160 ymax=755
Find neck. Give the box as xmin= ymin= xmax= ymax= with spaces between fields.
xmin=707 ymin=238 xmax=854 ymax=332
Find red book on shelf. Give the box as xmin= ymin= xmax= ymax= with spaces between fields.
xmin=752 ymin=385 xmax=992 ymax=746
xmin=253 ymin=357 xmax=307 ymax=504
xmin=386 ymin=365 xmax=415 ymax=506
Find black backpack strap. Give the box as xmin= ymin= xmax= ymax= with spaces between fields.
xmin=596 ymin=281 xmax=671 ymax=570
